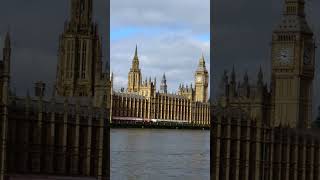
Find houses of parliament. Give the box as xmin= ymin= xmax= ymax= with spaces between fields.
xmin=111 ymin=46 xmax=210 ymax=126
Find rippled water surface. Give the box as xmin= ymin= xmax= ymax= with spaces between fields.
xmin=111 ymin=128 xmax=210 ymax=180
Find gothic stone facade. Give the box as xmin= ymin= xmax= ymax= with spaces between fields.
xmin=211 ymin=0 xmax=319 ymax=179
xmin=111 ymin=47 xmax=210 ymax=125
xmin=6 ymin=95 xmax=110 ymax=180
xmin=211 ymin=107 xmax=320 ymax=180
xmin=55 ymin=0 xmax=110 ymax=108
xmin=0 ymin=31 xmax=110 ymax=180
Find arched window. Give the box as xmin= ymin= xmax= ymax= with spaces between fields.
xmin=81 ymin=40 xmax=87 ymax=79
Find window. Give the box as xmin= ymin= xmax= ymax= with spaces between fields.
xmin=81 ymin=40 xmax=87 ymax=79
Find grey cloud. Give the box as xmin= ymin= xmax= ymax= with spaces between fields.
xmin=111 ymin=0 xmax=209 ymax=34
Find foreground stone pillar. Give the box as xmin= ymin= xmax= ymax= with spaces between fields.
xmin=235 ymin=118 xmax=241 ymax=180
xmin=244 ymin=120 xmax=251 ymax=179
xmin=97 ymin=109 xmax=106 ymax=180
xmin=0 ymin=105 xmax=8 ymax=180
xmin=211 ymin=115 xmax=221 ymax=180
xmin=71 ymin=101 xmax=80 ymax=174
xmin=224 ymin=117 xmax=231 ymax=180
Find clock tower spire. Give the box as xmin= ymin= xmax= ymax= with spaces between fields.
xmin=195 ymin=54 xmax=209 ymax=103
xmin=271 ymin=0 xmax=315 ymax=128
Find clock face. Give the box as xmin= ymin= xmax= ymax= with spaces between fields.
xmin=196 ymin=76 xmax=202 ymax=82
xmin=277 ymin=47 xmax=293 ymax=65
xmin=303 ymin=47 xmax=312 ymax=65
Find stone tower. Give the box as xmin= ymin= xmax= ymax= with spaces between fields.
xmin=127 ymin=45 xmax=142 ymax=93
xmin=160 ymin=73 xmax=168 ymax=94
xmin=0 ymin=32 xmax=10 ymax=180
xmin=195 ymin=54 xmax=209 ymax=103
xmin=271 ymin=0 xmax=315 ymax=128
xmin=1 ymin=32 xmax=11 ymax=104
xmin=55 ymin=0 xmax=109 ymax=104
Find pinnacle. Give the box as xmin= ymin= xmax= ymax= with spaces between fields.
xmin=134 ymin=44 xmax=138 ymax=58
xmin=5 ymin=31 xmax=11 ymax=47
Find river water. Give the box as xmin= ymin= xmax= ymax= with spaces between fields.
xmin=111 ymin=129 xmax=210 ymax=180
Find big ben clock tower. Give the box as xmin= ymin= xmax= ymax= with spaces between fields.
xmin=271 ymin=0 xmax=315 ymax=128
xmin=195 ymin=54 xmax=209 ymax=103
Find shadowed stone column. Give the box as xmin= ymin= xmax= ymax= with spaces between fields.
xmin=316 ymin=143 xmax=320 ymax=180
xmin=310 ymin=139 xmax=315 ymax=180
xmin=57 ymin=98 xmax=68 ymax=174
xmin=244 ymin=120 xmax=251 ymax=179
xmin=225 ymin=117 xmax=231 ymax=180
xmin=45 ymin=99 xmax=56 ymax=173
xmin=0 ymin=104 xmax=8 ymax=180
xmin=31 ymin=98 xmax=43 ymax=173
xmin=269 ymin=128 xmax=274 ymax=179
xmin=235 ymin=117 xmax=241 ymax=179
xmin=71 ymin=100 xmax=80 ymax=174
xmin=97 ymin=109 xmax=105 ymax=180
xmin=84 ymin=104 xmax=92 ymax=176
xmin=212 ymin=115 xmax=221 ymax=180
xmin=255 ymin=120 xmax=261 ymax=180
xmin=301 ymin=138 xmax=307 ymax=180
xmin=293 ymin=135 xmax=298 ymax=180
xmin=285 ymin=131 xmax=291 ymax=180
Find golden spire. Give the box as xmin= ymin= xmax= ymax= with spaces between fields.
xmin=5 ymin=31 xmax=11 ymax=48
xmin=132 ymin=45 xmax=140 ymax=70
xmin=134 ymin=44 xmax=138 ymax=59
xmin=197 ymin=53 xmax=207 ymax=72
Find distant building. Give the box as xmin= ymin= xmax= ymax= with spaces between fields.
xmin=211 ymin=0 xmax=320 ymax=179
xmin=111 ymin=46 xmax=210 ymax=125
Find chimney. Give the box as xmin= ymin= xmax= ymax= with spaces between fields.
xmin=35 ymin=81 xmax=46 ymax=97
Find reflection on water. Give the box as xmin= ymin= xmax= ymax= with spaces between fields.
xmin=111 ymin=129 xmax=209 ymax=180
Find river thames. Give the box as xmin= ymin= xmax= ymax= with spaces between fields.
xmin=111 ymin=129 xmax=210 ymax=180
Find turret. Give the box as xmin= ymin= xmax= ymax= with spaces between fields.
xmin=3 ymin=32 xmax=11 ymax=76
xmin=34 ymin=81 xmax=46 ymax=97
xmin=160 ymin=73 xmax=168 ymax=94
xmin=127 ymin=45 xmax=142 ymax=93
xmin=230 ymin=66 xmax=237 ymax=97
xmin=132 ymin=45 xmax=139 ymax=70
xmin=219 ymin=70 xmax=229 ymax=97
xmin=257 ymin=66 xmax=264 ymax=87
xmin=242 ymin=71 xmax=250 ymax=97
xmin=195 ymin=54 xmax=209 ymax=102
xmin=70 ymin=0 xmax=93 ymax=27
